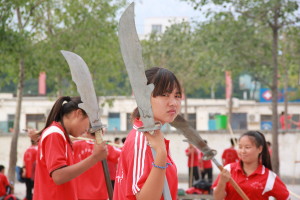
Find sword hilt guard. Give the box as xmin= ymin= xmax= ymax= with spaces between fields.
xmin=89 ymin=127 xmax=104 ymax=144
xmin=202 ymin=149 xmax=217 ymax=160
xmin=138 ymin=121 xmax=162 ymax=135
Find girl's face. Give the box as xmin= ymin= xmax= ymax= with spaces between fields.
xmin=151 ymin=87 xmax=181 ymax=124
xmin=70 ymin=109 xmax=90 ymax=137
xmin=238 ymin=136 xmax=262 ymax=165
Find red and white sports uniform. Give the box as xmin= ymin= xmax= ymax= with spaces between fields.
xmin=199 ymin=152 xmax=212 ymax=169
xmin=107 ymin=145 xmax=121 ymax=181
xmin=73 ymin=140 xmax=109 ymax=200
xmin=221 ymin=147 xmax=239 ymax=166
xmin=113 ymin=119 xmax=178 ymax=200
xmin=185 ymin=147 xmax=199 ymax=167
xmin=212 ymin=162 xmax=290 ymax=200
xmin=0 ymin=173 xmax=9 ymax=197
xmin=23 ymin=145 xmax=38 ymax=179
xmin=33 ymin=122 xmax=77 ymax=200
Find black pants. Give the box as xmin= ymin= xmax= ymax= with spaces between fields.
xmin=188 ymin=166 xmax=199 ymax=185
xmin=201 ymin=168 xmax=213 ymax=183
xmin=24 ymin=178 xmax=34 ymax=200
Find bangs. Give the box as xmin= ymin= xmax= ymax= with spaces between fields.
xmin=150 ymin=68 xmax=182 ymax=97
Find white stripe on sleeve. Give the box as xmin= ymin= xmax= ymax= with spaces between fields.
xmin=262 ymin=170 xmax=276 ymax=195
xmin=40 ymin=126 xmax=66 ymax=160
xmin=132 ymin=130 xmax=147 ymax=194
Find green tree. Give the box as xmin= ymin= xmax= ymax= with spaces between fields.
xmin=188 ymin=13 xmax=272 ymax=122
xmin=183 ymin=0 xmax=300 ymax=174
xmin=1 ymin=0 xmax=127 ymax=183
xmin=32 ymin=0 xmax=128 ymax=97
xmin=279 ymin=26 xmax=300 ymax=122
xmin=142 ymin=22 xmax=202 ymax=118
xmin=0 ymin=0 xmax=48 ymax=182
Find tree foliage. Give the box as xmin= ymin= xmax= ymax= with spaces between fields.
xmin=0 ymin=0 xmax=127 ymax=183
xmin=142 ymin=22 xmax=202 ymax=97
xmin=182 ymin=0 xmax=300 ymax=174
xmin=31 ymin=0 xmax=129 ymax=96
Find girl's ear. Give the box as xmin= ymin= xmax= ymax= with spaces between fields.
xmin=75 ymin=109 xmax=84 ymax=118
xmin=259 ymin=146 xmax=263 ymax=154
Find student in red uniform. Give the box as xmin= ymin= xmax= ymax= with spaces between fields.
xmin=0 ymin=165 xmax=14 ymax=199
xmin=221 ymin=138 xmax=239 ymax=166
xmin=22 ymin=137 xmax=38 ymax=200
xmin=114 ymin=67 xmax=182 ymax=200
xmin=213 ymin=131 xmax=290 ymax=200
xmin=107 ymin=143 xmax=121 ymax=189
xmin=185 ymin=143 xmax=199 ymax=186
xmin=199 ymin=140 xmax=213 ymax=184
xmin=32 ymin=96 xmax=108 ymax=200
xmin=279 ymin=111 xmax=291 ymax=130
xmin=73 ymin=132 xmax=121 ymax=200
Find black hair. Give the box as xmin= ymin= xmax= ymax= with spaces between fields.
xmin=230 ymin=138 xmax=237 ymax=146
xmin=131 ymin=67 xmax=182 ymax=120
xmin=121 ymin=137 xmax=126 ymax=144
xmin=240 ymin=131 xmax=272 ymax=170
xmin=114 ymin=137 xmax=120 ymax=143
xmin=37 ymin=96 xmax=87 ymax=137
xmin=0 ymin=165 xmax=4 ymax=172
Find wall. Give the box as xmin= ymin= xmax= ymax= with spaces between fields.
xmin=1 ymin=95 xmax=300 ymax=133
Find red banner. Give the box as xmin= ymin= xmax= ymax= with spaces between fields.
xmin=225 ymin=71 xmax=232 ymax=99
xmin=38 ymin=72 xmax=46 ymax=95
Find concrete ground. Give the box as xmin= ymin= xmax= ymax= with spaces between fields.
xmin=13 ymin=182 xmax=300 ymax=200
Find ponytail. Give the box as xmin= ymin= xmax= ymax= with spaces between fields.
xmin=257 ymin=131 xmax=272 ymax=170
xmin=34 ymin=96 xmax=86 ymax=140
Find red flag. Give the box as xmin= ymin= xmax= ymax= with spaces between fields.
xmin=38 ymin=72 xmax=46 ymax=95
xmin=225 ymin=71 xmax=232 ymax=99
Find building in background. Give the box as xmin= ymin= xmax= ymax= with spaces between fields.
xmin=1 ymin=94 xmax=300 ymax=134
xmin=139 ymin=16 xmax=188 ymax=40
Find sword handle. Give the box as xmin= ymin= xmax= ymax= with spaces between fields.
xmin=211 ymin=158 xmax=250 ymax=200
xmin=93 ymin=128 xmax=113 ymax=199
xmin=94 ymin=129 xmax=103 ymax=144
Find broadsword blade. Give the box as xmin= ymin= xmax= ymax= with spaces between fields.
xmin=170 ymin=115 xmax=217 ymax=160
xmin=118 ymin=3 xmax=158 ymax=131
xmin=61 ymin=50 xmax=103 ymax=129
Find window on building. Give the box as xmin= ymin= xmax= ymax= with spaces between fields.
xmin=126 ymin=113 xmax=132 ymax=131
xmin=261 ymin=115 xmax=272 ymax=130
xmin=2 ymin=114 xmax=15 ymax=133
xmin=7 ymin=114 xmax=15 ymax=132
xmin=231 ymin=113 xmax=247 ymax=130
xmin=108 ymin=113 xmax=120 ymax=131
xmin=151 ymin=24 xmax=162 ymax=33
xmin=26 ymin=114 xmax=45 ymax=130
xmin=291 ymin=114 xmax=300 ymax=129
xmin=188 ymin=113 xmax=196 ymax=129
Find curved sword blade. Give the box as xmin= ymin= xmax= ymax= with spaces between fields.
xmin=61 ymin=50 xmax=103 ymax=129
xmin=118 ymin=2 xmax=156 ymax=130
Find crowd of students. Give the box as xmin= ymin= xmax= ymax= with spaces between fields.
xmin=185 ymin=140 xmax=214 ymax=188
xmin=0 ymin=67 xmax=291 ymax=200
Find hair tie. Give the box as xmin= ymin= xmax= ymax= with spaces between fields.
xmin=64 ymin=96 xmax=71 ymax=102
